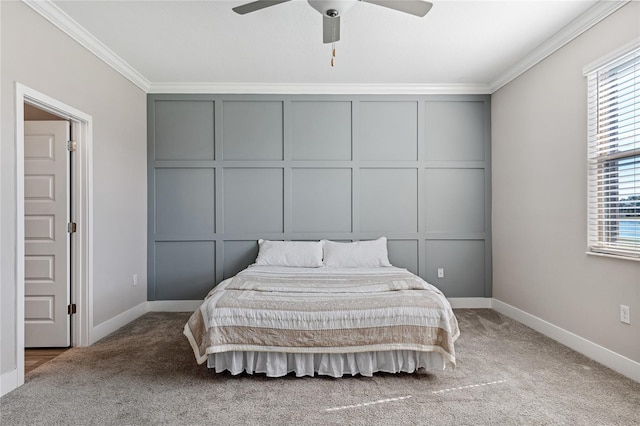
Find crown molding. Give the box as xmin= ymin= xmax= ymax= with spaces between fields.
xmin=23 ymin=0 xmax=627 ymax=96
xmin=147 ymin=82 xmax=492 ymax=95
xmin=22 ymin=0 xmax=151 ymax=92
xmin=488 ymin=0 xmax=630 ymax=93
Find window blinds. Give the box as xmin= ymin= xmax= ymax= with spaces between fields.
xmin=587 ymin=46 xmax=640 ymax=258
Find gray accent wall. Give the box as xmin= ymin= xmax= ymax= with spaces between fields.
xmin=148 ymin=94 xmax=491 ymax=300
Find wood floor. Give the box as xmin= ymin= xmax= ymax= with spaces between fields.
xmin=25 ymin=348 xmax=69 ymax=375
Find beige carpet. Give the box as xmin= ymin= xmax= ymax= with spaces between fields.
xmin=1 ymin=309 xmax=639 ymax=425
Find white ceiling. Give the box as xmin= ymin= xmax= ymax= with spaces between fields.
xmin=39 ymin=0 xmax=621 ymax=92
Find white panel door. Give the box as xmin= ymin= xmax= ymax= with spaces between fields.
xmin=24 ymin=120 xmax=71 ymax=348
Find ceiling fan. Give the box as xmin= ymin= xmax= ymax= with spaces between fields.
xmin=232 ymin=0 xmax=433 ymax=45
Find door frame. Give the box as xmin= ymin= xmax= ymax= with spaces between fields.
xmin=15 ymin=83 xmax=93 ymax=387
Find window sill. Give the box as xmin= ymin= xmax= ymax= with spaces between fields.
xmin=586 ymin=251 xmax=640 ymax=262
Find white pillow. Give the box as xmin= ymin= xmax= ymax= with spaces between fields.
xmin=322 ymin=237 xmax=392 ymax=268
xmin=255 ymin=239 xmax=323 ymax=268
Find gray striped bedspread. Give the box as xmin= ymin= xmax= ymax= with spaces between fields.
xmin=184 ymin=266 xmax=460 ymax=367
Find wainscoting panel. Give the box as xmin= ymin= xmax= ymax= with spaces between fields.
xmin=424 ymin=168 xmax=485 ymax=234
xmin=360 ymin=168 xmax=418 ymax=233
xmin=154 ymin=168 xmax=215 ymax=237
xmin=223 ymin=240 xmax=259 ymax=280
xmin=291 ymin=101 xmax=352 ymax=161
xmin=154 ymin=241 xmax=215 ymax=300
xmin=359 ymin=101 xmax=418 ymax=161
xmin=291 ymin=168 xmax=352 ymax=233
xmin=425 ymin=100 xmax=485 ymax=161
xmin=222 ymin=168 xmax=284 ymax=234
xmin=387 ymin=239 xmax=419 ymax=275
xmin=221 ymin=101 xmax=283 ymax=160
xmin=148 ymin=94 xmax=491 ymax=300
xmin=154 ymin=100 xmax=215 ymax=161
xmin=425 ymin=240 xmax=486 ymax=297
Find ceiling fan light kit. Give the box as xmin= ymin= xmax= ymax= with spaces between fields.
xmin=308 ymin=0 xmax=357 ymax=16
xmin=232 ymin=0 xmax=433 ymax=66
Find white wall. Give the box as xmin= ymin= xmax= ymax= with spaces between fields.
xmin=492 ymin=2 xmax=640 ymax=363
xmin=1 ymin=1 xmax=147 ymax=375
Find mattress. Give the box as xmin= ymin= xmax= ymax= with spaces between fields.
xmin=184 ymin=265 xmax=459 ymax=377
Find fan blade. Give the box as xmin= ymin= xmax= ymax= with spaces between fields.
xmin=232 ymin=0 xmax=291 ymax=15
xmin=362 ymin=0 xmax=433 ymax=17
xmin=323 ymin=15 xmax=340 ymax=44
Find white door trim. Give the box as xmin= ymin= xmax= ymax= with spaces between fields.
xmin=14 ymin=82 xmax=93 ymax=390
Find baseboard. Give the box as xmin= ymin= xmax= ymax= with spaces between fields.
xmin=147 ymin=300 xmax=201 ymax=312
xmin=449 ymin=297 xmax=492 ymax=309
xmin=91 ymin=301 xmax=148 ymax=344
xmin=492 ymin=299 xmax=640 ymax=383
xmin=0 ymin=369 xmax=18 ymax=398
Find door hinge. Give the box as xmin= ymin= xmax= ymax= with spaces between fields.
xmin=67 ymin=140 xmax=77 ymax=152
xmin=67 ymin=304 xmax=77 ymax=315
xmin=67 ymin=222 xmax=77 ymax=233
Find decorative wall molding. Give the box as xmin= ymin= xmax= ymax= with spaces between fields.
xmin=22 ymin=0 xmax=151 ymax=92
xmin=493 ymin=299 xmax=640 ymax=383
xmin=147 ymin=83 xmax=492 ymax=95
xmin=489 ymin=0 xmax=629 ymax=92
xmin=147 ymin=94 xmax=492 ymax=300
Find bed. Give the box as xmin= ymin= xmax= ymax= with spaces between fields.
xmin=184 ymin=238 xmax=459 ymax=378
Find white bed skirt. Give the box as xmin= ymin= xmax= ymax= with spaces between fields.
xmin=207 ymin=350 xmax=445 ymax=378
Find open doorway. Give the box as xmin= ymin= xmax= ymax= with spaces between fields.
xmin=15 ymin=83 xmax=93 ymax=388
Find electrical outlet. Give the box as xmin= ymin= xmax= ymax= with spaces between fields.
xmin=437 ymin=268 xmax=444 ymax=278
xmin=620 ymin=305 xmax=630 ymax=324
xmin=133 ymin=274 xmax=138 ymax=286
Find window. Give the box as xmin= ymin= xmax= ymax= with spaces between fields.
xmin=586 ymin=44 xmax=640 ymax=258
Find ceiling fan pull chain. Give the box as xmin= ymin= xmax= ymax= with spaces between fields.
xmin=331 ymin=43 xmax=336 ymax=67
xmin=331 ymin=18 xmax=336 ymax=59
xmin=330 ymin=16 xmax=337 ymax=67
